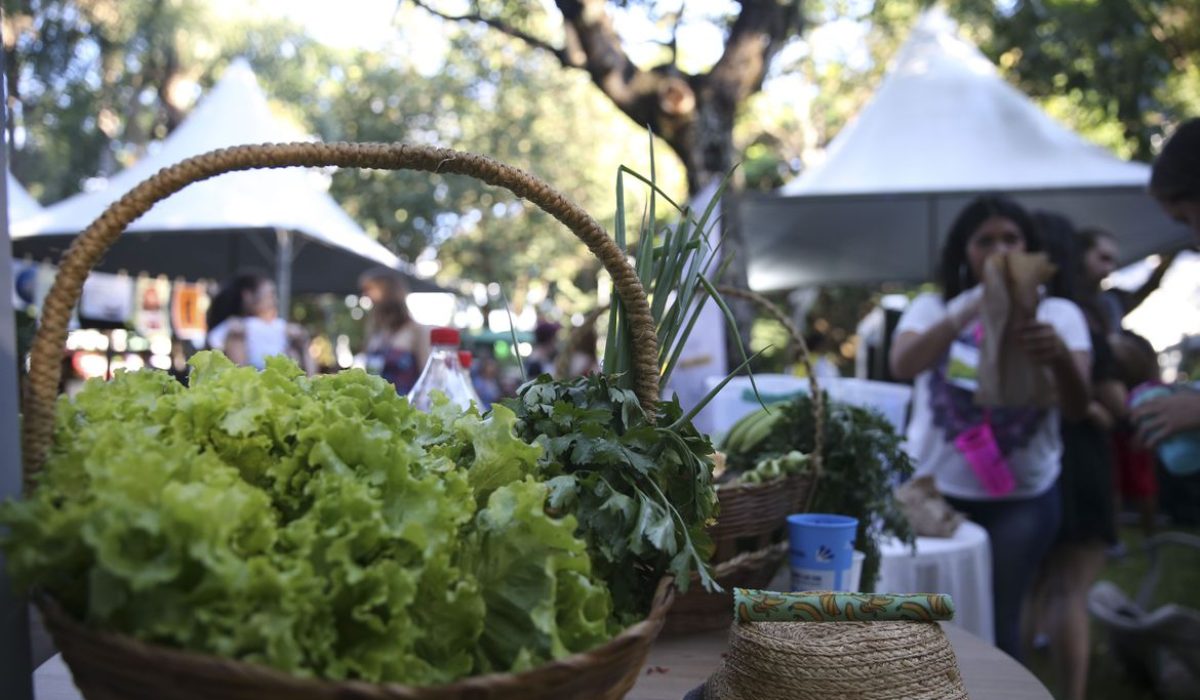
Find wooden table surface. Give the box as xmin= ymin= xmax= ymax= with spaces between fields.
xmin=627 ymin=622 xmax=1052 ymax=700
xmin=34 ymin=622 xmax=1050 ymax=700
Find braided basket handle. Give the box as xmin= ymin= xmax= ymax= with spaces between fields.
xmin=22 ymin=142 xmax=660 ymax=479
xmin=714 ymin=286 xmax=824 ymax=510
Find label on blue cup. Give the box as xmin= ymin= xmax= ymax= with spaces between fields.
xmin=790 ymin=566 xmax=846 ymax=591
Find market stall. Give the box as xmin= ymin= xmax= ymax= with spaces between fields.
xmin=6 ymin=172 xmax=42 ymax=221
xmin=740 ymin=9 xmax=1190 ymax=291
xmin=10 ymin=60 xmax=439 ymax=309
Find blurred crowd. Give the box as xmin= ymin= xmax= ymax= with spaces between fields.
xmin=888 ymin=118 xmax=1200 ymax=700
xmin=200 ymin=267 xmax=598 ymax=412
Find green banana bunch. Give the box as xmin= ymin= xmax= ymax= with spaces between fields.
xmin=721 ymin=407 xmax=783 ymax=456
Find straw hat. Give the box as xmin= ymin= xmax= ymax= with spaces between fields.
xmin=702 ymin=620 xmax=969 ymax=700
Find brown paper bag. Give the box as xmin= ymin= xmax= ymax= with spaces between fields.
xmin=895 ymin=476 xmax=965 ymax=538
xmin=975 ymin=251 xmax=1058 ymax=408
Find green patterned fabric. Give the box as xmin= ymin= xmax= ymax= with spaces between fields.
xmin=734 ymin=588 xmax=955 ymax=623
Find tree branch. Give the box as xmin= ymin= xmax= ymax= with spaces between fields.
xmin=155 ymin=43 xmax=187 ymax=132
xmin=408 ymin=0 xmax=572 ymax=67
xmin=669 ymin=5 xmax=684 ymax=67
xmin=708 ymin=0 xmax=802 ymax=106
xmin=554 ymin=0 xmax=697 ymax=151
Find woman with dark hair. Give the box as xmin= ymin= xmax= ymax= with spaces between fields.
xmin=359 ymin=268 xmax=428 ymax=394
xmin=889 ymin=195 xmax=1091 ymax=662
xmin=1134 ymin=119 xmax=1200 ymax=444
xmin=1028 ymin=212 xmax=1123 ymax=700
xmin=206 ymin=271 xmax=312 ymax=372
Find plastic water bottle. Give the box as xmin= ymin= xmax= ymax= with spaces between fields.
xmin=457 ymin=350 xmax=483 ymax=408
xmin=1129 ymin=383 xmax=1200 ymax=477
xmin=407 ymin=328 xmax=477 ymax=411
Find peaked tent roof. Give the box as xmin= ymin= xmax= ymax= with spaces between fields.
xmin=783 ymin=9 xmax=1150 ymax=195
xmin=743 ymin=9 xmax=1190 ymax=290
xmin=7 ymin=172 xmax=42 ymax=221
xmin=12 ymin=59 xmax=437 ymax=294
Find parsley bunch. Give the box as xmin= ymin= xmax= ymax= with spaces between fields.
xmin=504 ymin=374 xmax=717 ymax=620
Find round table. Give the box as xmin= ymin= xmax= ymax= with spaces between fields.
xmin=877 ymin=519 xmax=994 ymax=642
xmin=628 ymin=623 xmax=1051 ymax=700
xmin=32 ymin=624 xmax=1052 ymax=700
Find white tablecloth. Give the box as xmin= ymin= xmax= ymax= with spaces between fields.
xmin=877 ymin=520 xmax=994 ymax=643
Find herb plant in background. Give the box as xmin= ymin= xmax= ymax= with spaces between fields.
xmin=724 ymin=393 xmax=915 ymax=590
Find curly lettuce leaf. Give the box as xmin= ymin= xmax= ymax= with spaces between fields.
xmin=1 ymin=352 xmax=613 ymax=684
xmin=465 ymin=478 xmax=612 ymax=673
xmin=454 ymin=404 xmax=542 ymax=506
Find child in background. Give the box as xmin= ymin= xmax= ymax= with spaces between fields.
xmin=1110 ymin=331 xmax=1161 ymax=540
xmin=206 ymin=271 xmax=313 ymax=374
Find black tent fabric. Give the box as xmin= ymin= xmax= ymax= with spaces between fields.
xmin=741 ymin=187 xmax=1191 ymax=291
xmin=12 ymin=228 xmax=449 ymax=295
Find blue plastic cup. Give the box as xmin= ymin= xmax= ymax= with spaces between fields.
xmin=787 ymin=513 xmax=859 ymax=591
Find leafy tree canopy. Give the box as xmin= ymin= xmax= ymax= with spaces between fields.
xmin=5 ymin=0 xmax=1194 ymax=327
xmin=3 ymin=0 xmax=684 ymax=310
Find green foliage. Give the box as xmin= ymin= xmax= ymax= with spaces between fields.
xmin=465 ymin=477 xmax=613 ymax=673
xmin=724 ymin=394 xmax=915 ymax=591
xmin=4 ymin=0 xmax=324 ymax=202
xmin=502 ymin=373 xmax=719 ymax=620
xmin=4 ymin=0 xmax=685 ymax=309
xmin=0 ymin=352 xmax=613 ymax=683
xmin=951 ymin=0 xmax=1200 ymax=161
xmin=600 ymin=152 xmax=759 ymax=408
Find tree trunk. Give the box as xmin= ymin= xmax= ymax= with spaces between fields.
xmin=409 ymin=0 xmax=799 ymax=368
xmin=670 ymin=90 xmax=753 ymax=372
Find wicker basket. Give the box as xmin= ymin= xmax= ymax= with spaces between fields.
xmin=704 ymin=618 xmax=968 ymax=700
xmin=656 ymin=288 xmax=823 ymax=631
xmin=709 ymin=472 xmax=815 ymax=561
xmin=21 ymin=142 xmax=674 ymax=700
xmin=662 ymin=543 xmax=787 ymax=636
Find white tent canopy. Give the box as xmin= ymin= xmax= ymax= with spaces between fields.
xmin=783 ymin=9 xmax=1151 ymax=195
xmin=11 ymin=59 xmax=433 ymax=303
xmin=743 ymin=8 xmax=1190 ymax=290
xmin=6 ymin=172 xmax=42 ymax=221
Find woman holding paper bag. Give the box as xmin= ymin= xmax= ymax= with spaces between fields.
xmin=889 ymin=195 xmax=1091 ymax=662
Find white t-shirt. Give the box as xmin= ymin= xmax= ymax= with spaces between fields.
xmin=895 ymin=292 xmax=1091 ymax=500
xmin=207 ymin=317 xmax=290 ymax=370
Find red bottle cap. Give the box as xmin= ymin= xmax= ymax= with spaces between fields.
xmin=430 ymin=327 xmax=460 ymax=347
xmin=458 ymin=350 xmax=473 ymax=369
